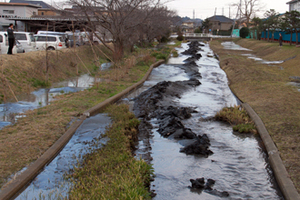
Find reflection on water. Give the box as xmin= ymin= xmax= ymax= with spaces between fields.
xmin=241 ymin=54 xmax=284 ymax=65
xmin=287 ymin=82 xmax=300 ymax=92
xmin=0 ymin=74 xmax=98 ymax=130
xmin=221 ymin=41 xmax=251 ymax=51
xmin=130 ymin=42 xmax=283 ymax=199
xmin=14 ymin=113 xmax=111 ymax=200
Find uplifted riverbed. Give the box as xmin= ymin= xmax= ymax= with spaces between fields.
xmin=131 ymin=41 xmax=283 ymax=199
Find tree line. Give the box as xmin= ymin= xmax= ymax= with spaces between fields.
xmin=61 ymin=0 xmax=175 ymax=61
xmin=250 ymin=9 xmax=300 ymax=45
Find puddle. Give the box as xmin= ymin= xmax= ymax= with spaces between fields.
xmin=100 ymin=62 xmax=112 ymax=70
xmin=14 ymin=113 xmax=111 ymax=200
xmin=129 ymin=42 xmax=283 ymax=199
xmin=0 ymin=74 xmax=99 ymax=130
xmin=287 ymin=82 xmax=300 ymax=92
xmin=167 ymin=41 xmax=176 ymax=45
xmin=241 ymin=54 xmax=284 ymax=65
xmin=221 ymin=41 xmax=251 ymax=51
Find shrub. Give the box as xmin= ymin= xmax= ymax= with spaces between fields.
xmin=30 ymin=78 xmax=51 ymax=88
xmin=177 ymin=35 xmax=184 ymax=41
xmin=215 ymin=105 xmax=256 ymax=133
xmin=240 ymin=27 xmax=250 ymax=38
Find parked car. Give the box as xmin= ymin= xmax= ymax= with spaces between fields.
xmin=37 ymin=31 xmax=69 ymax=47
xmin=66 ymin=33 xmax=83 ymax=47
xmin=15 ymin=40 xmax=25 ymax=53
xmin=34 ymin=34 xmax=66 ymax=51
xmin=0 ymin=31 xmax=22 ymax=54
xmin=14 ymin=32 xmax=36 ymax=52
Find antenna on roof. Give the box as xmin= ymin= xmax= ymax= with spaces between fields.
xmin=193 ymin=9 xmax=195 ymax=19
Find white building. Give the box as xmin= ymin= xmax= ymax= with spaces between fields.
xmin=0 ymin=3 xmax=40 ymax=31
xmin=286 ymin=0 xmax=300 ymax=12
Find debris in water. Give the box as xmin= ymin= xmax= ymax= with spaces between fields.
xmin=189 ymin=178 xmax=229 ymax=198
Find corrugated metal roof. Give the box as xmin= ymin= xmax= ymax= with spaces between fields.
xmin=9 ymin=0 xmax=52 ymax=9
xmin=0 ymin=2 xmax=41 ymax=8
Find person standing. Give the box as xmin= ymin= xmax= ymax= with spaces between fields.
xmin=7 ymin=23 xmax=15 ymax=54
xmin=279 ymin=33 xmax=283 ymax=46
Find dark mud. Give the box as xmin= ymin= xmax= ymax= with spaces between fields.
xmin=134 ymin=41 xmax=212 ymax=158
xmin=189 ymin=178 xmax=229 ymax=198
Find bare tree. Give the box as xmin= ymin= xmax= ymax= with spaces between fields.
xmin=232 ymin=0 xmax=263 ymax=27
xmin=65 ymin=0 xmax=169 ymax=61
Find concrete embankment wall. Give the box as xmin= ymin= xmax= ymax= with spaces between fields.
xmin=0 ymin=60 xmax=164 ymax=200
xmin=242 ymin=103 xmax=300 ymax=200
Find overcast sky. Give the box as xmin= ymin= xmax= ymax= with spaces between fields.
xmin=165 ymin=0 xmax=289 ymax=19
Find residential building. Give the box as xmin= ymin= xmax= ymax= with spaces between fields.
xmin=10 ymin=0 xmax=58 ymax=16
xmin=182 ymin=20 xmax=195 ymax=33
xmin=207 ymin=15 xmax=233 ymax=32
xmin=0 ymin=3 xmax=40 ymax=31
xmin=286 ymin=0 xmax=300 ymax=12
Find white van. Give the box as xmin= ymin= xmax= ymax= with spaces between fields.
xmin=37 ymin=31 xmax=69 ymax=47
xmin=14 ymin=32 xmax=36 ymax=52
xmin=34 ymin=34 xmax=66 ymax=51
xmin=0 ymin=31 xmax=21 ymax=54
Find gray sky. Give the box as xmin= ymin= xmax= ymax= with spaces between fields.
xmin=165 ymin=0 xmax=289 ymax=19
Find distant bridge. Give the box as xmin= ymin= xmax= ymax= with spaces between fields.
xmin=171 ymin=33 xmax=232 ymax=41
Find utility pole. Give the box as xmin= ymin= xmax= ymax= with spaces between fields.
xmin=222 ymin=7 xmax=224 ymax=16
xmin=193 ymin=9 xmax=195 ymax=19
xmin=229 ymin=6 xmax=231 ymax=18
xmin=214 ymin=7 xmax=217 ymax=16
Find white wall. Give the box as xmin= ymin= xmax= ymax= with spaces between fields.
xmin=289 ymin=1 xmax=300 ymax=12
xmin=0 ymin=5 xmax=38 ymax=30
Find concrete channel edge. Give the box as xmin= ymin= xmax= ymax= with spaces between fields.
xmin=0 ymin=59 xmax=165 ymax=200
xmin=242 ymin=103 xmax=300 ymax=200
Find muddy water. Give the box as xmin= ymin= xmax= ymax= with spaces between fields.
xmin=129 ymin=42 xmax=283 ymax=199
xmin=0 ymin=74 xmax=98 ymax=130
xmin=14 ymin=113 xmax=111 ymax=200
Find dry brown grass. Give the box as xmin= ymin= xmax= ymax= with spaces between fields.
xmin=0 ymin=46 xmax=100 ymax=102
xmin=210 ymin=38 xmax=300 ymax=193
xmin=0 ymin=46 xmax=159 ymax=188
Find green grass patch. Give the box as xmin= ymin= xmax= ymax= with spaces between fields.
xmin=68 ymin=104 xmax=153 ymax=199
xmin=215 ymin=105 xmax=256 ymax=134
xmin=172 ymin=50 xmax=179 ymax=57
xmin=30 ymin=78 xmax=51 ymax=88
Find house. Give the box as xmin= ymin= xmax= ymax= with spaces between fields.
xmin=206 ymin=15 xmax=233 ymax=32
xmin=10 ymin=0 xmax=59 ymax=16
xmin=286 ymin=0 xmax=300 ymax=12
xmin=0 ymin=2 xmax=40 ymax=31
xmin=182 ymin=20 xmax=195 ymax=33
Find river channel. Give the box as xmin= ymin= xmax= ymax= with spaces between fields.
xmin=7 ymin=41 xmax=283 ymax=199
xmin=125 ymin=41 xmax=284 ymax=199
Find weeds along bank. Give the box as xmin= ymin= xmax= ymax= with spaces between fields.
xmin=0 ymin=43 xmax=173 ymax=189
xmin=0 ymin=46 xmax=106 ymax=103
xmin=210 ymin=38 xmax=300 ymax=193
xmin=68 ymin=104 xmax=153 ymax=199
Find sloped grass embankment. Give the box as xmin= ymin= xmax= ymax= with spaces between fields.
xmin=210 ymin=38 xmax=300 ymax=193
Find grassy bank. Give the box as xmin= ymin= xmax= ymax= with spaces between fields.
xmin=0 ymin=46 xmax=105 ymax=103
xmin=0 ymin=42 xmax=176 ymax=189
xmin=68 ymin=104 xmax=153 ymax=199
xmin=210 ymin=38 xmax=300 ymax=192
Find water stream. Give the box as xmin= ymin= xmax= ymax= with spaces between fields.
xmin=126 ymin=42 xmax=283 ymax=199
xmin=14 ymin=113 xmax=111 ymax=200
xmin=0 ymin=71 xmax=107 ymax=130
xmin=3 ymin=42 xmax=284 ymax=199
